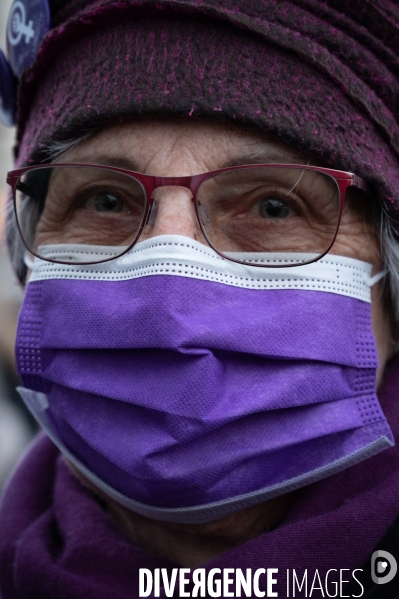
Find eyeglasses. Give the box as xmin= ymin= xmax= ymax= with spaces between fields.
xmin=7 ymin=163 xmax=370 ymax=268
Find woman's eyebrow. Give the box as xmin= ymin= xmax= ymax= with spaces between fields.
xmin=59 ymin=154 xmax=141 ymax=171
xmin=221 ymin=147 xmax=308 ymax=168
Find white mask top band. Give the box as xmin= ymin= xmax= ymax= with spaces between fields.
xmin=25 ymin=235 xmax=385 ymax=303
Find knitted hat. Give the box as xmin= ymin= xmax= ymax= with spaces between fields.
xmin=7 ymin=0 xmax=399 ymax=280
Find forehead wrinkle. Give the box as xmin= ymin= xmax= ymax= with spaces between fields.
xmin=221 ymin=144 xmax=310 ymax=168
xmin=54 ymin=128 xmax=311 ymax=175
xmin=58 ymin=149 xmax=309 ymax=174
xmin=62 ymin=147 xmax=310 ymax=173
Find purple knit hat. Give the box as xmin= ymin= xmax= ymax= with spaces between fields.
xmin=7 ymin=0 xmax=399 ymax=279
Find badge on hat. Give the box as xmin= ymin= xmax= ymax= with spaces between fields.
xmin=6 ymin=0 xmax=50 ymax=77
xmin=0 ymin=49 xmax=16 ymax=127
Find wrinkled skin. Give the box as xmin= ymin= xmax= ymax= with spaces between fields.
xmin=55 ymin=118 xmax=395 ymax=567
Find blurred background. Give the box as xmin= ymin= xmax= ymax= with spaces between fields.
xmin=0 ymin=0 xmax=36 ymax=491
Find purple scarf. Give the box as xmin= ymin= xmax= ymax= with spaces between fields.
xmin=1 ymin=358 xmax=399 ymax=598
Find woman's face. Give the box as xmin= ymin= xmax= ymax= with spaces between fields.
xmin=54 ymin=118 xmax=395 ymax=382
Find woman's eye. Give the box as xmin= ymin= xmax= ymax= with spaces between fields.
xmin=258 ymin=198 xmax=290 ymax=219
xmin=86 ymin=192 xmax=124 ymax=213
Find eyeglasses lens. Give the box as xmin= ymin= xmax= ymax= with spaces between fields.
xmin=197 ymin=167 xmax=340 ymax=266
xmin=15 ymin=166 xmax=147 ymax=264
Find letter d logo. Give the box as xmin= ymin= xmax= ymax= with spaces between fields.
xmin=371 ymin=550 xmax=397 ymax=585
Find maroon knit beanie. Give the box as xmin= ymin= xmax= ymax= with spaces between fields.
xmin=7 ymin=0 xmax=399 ymax=280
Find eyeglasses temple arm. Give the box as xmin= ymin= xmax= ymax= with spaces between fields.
xmin=352 ymin=175 xmax=371 ymax=195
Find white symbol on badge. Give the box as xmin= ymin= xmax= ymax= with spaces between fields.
xmin=7 ymin=1 xmax=35 ymax=46
xmin=371 ymin=550 xmax=398 ymax=585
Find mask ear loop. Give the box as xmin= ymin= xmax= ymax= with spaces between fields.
xmin=24 ymin=252 xmax=43 ymax=272
xmin=366 ymin=270 xmax=387 ymax=287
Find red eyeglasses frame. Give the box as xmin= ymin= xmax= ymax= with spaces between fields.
xmin=7 ymin=163 xmax=370 ymax=268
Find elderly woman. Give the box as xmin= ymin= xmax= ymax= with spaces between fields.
xmin=0 ymin=0 xmax=399 ymax=597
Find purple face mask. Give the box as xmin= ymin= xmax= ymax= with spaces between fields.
xmin=16 ymin=235 xmax=393 ymax=523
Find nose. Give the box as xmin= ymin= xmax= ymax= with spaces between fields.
xmin=139 ymin=185 xmax=207 ymax=243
